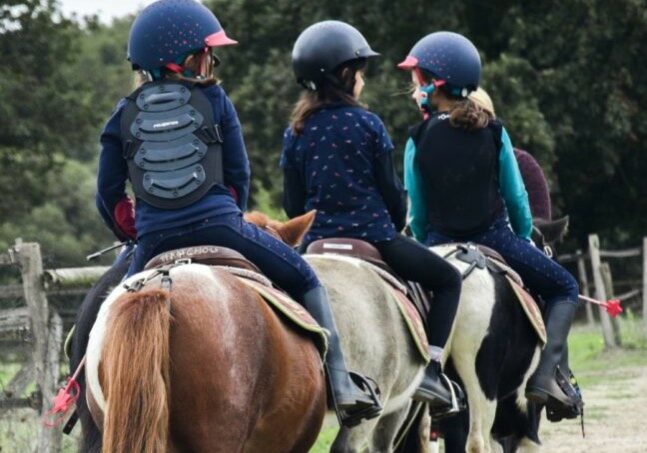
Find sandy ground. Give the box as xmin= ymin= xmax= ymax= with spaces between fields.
xmin=538 ymin=364 xmax=647 ymax=453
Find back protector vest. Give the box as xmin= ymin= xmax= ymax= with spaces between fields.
xmin=120 ymin=81 xmax=224 ymax=209
xmin=411 ymin=114 xmax=504 ymax=237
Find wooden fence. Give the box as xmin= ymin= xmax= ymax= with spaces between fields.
xmin=558 ymin=234 xmax=647 ymax=348
xmin=0 ymin=240 xmax=106 ymax=453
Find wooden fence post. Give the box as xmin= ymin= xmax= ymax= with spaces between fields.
xmin=589 ymin=234 xmax=617 ymax=348
xmin=643 ymin=237 xmax=647 ymax=337
xmin=600 ymin=262 xmax=622 ymax=346
xmin=14 ymin=241 xmax=62 ymax=452
xmin=576 ymin=250 xmax=595 ymax=326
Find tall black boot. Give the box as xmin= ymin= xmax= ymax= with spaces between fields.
xmin=526 ymin=301 xmax=578 ymax=406
xmin=302 ymin=287 xmax=382 ymax=427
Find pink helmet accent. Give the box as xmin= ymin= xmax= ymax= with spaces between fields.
xmin=205 ymin=30 xmax=238 ymax=47
xmin=397 ymin=55 xmax=419 ymax=70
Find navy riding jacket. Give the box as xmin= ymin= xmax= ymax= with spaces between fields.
xmin=281 ymin=103 xmax=406 ymax=246
xmin=96 ymin=84 xmax=250 ymax=238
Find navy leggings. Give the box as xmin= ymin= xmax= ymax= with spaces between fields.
xmin=425 ymin=216 xmax=579 ymax=307
xmin=375 ymin=233 xmax=462 ymax=348
xmin=128 ymin=212 xmax=320 ymax=301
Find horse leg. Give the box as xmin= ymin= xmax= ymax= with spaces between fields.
xmin=370 ymin=405 xmax=413 ymax=452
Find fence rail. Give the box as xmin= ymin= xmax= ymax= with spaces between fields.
xmin=0 ymin=240 xmax=106 ymax=453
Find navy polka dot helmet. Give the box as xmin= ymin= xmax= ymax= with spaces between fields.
xmin=127 ymin=0 xmax=237 ymax=71
xmin=398 ymin=31 xmax=481 ymax=97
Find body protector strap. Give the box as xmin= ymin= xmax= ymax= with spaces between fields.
xmin=120 ymin=81 xmax=224 ymax=209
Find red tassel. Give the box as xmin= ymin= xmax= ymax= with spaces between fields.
xmin=578 ymin=295 xmax=623 ymax=318
xmin=43 ymin=357 xmax=85 ymax=428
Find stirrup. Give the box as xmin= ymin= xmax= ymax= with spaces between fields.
xmin=546 ymin=367 xmax=584 ymax=422
xmin=428 ymin=374 xmax=466 ymax=420
xmin=333 ymin=372 xmax=383 ymax=428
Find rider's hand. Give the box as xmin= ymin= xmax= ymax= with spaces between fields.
xmin=113 ymin=197 xmax=137 ymax=240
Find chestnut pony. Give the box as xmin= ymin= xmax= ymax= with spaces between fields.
xmin=82 ymin=213 xmax=326 ymax=452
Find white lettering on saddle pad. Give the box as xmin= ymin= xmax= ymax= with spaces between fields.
xmin=322 ymin=243 xmax=353 ymax=251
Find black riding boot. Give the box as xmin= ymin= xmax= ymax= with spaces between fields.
xmin=526 ymin=301 xmax=578 ymax=407
xmin=413 ymin=346 xmax=464 ymax=416
xmin=302 ymin=287 xmax=383 ymax=427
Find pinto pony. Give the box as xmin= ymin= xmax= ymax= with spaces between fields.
xmin=79 ymin=214 xmax=327 ymax=453
xmin=246 ymin=211 xmax=430 ymax=452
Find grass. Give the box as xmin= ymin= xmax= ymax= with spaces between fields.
xmin=568 ymin=315 xmax=647 ymax=388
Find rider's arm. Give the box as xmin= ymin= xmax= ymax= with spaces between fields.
xmin=220 ymin=92 xmax=250 ymax=211
xmin=403 ymin=137 xmax=428 ymax=242
xmin=280 ymin=128 xmax=306 ymax=218
xmin=374 ymin=150 xmax=407 ymax=232
xmin=514 ymin=149 xmax=552 ymax=220
xmin=97 ymin=99 xmax=136 ymax=239
xmin=282 ymin=169 xmax=306 ymax=219
xmin=371 ymin=117 xmax=407 ymax=232
xmin=499 ymin=127 xmax=532 ymax=240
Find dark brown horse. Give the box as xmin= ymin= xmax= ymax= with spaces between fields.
xmin=82 ymin=214 xmax=326 ymax=453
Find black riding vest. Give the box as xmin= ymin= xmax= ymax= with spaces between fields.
xmin=411 ymin=113 xmax=504 ymax=237
xmin=120 ymin=81 xmax=224 ymax=209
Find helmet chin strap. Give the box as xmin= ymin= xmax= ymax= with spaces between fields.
xmin=414 ymin=67 xmax=445 ymax=120
xmin=164 ymin=47 xmax=213 ymax=80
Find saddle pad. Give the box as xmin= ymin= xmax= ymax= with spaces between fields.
xmin=386 ymin=285 xmax=431 ymax=363
xmin=235 ymin=276 xmax=328 ymax=357
xmin=506 ymin=277 xmax=547 ymax=345
xmin=306 ymin=254 xmax=430 ymax=364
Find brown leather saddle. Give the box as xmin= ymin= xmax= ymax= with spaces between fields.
xmin=144 ymin=245 xmax=261 ymax=273
xmin=306 ymin=238 xmax=433 ymax=330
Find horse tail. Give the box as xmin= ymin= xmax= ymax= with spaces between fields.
xmin=102 ymin=288 xmax=172 ymax=453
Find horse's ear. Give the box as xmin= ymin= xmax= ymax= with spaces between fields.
xmin=533 ymin=215 xmax=570 ymax=243
xmin=278 ymin=210 xmax=317 ymax=247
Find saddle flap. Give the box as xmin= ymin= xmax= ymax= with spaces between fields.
xmin=506 ymin=277 xmax=547 ymax=344
xmin=144 ymin=245 xmax=261 ymax=273
xmin=236 ymin=276 xmax=328 ymax=357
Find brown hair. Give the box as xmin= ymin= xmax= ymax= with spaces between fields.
xmin=446 ymin=97 xmax=491 ymax=131
xmin=419 ymin=69 xmax=490 ymax=131
xmin=290 ymin=60 xmax=366 ymax=135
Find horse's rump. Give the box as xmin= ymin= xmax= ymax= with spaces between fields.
xmin=85 ymin=264 xmax=326 ymax=452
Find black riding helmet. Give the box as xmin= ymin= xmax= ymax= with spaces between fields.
xmin=292 ymin=20 xmax=379 ymax=91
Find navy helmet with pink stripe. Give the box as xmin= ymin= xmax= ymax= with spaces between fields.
xmin=127 ymin=0 xmax=237 ymax=72
xmin=398 ymin=31 xmax=481 ymax=98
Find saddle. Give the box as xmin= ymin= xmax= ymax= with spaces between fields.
xmin=143 ymin=245 xmax=328 ymax=356
xmin=144 ymin=245 xmax=261 ymax=273
xmin=440 ymin=243 xmax=547 ymax=345
xmin=306 ymin=238 xmax=432 ymax=363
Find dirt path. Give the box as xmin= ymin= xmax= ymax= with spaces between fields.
xmin=539 ymin=362 xmax=647 ymax=452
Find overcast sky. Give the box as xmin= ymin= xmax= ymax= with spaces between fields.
xmin=59 ymin=0 xmax=159 ymax=23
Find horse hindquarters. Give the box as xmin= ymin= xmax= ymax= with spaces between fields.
xmin=165 ymin=268 xmax=326 ymax=453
